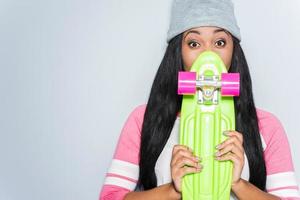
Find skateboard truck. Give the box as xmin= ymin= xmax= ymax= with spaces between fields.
xmin=178 ymin=72 xmax=240 ymax=105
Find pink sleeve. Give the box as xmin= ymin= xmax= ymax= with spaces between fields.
xmin=257 ymin=109 xmax=300 ymax=200
xmin=99 ymin=105 xmax=146 ymax=200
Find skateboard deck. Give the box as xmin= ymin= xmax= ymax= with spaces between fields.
xmin=178 ymin=51 xmax=240 ymax=200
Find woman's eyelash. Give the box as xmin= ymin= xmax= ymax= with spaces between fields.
xmin=186 ymin=38 xmax=227 ymax=48
xmin=215 ymin=39 xmax=226 ymax=46
xmin=187 ymin=40 xmax=200 ymax=48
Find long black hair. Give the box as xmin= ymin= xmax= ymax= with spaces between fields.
xmin=137 ymin=33 xmax=266 ymax=191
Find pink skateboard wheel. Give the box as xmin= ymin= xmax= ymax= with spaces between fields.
xmin=178 ymin=72 xmax=196 ymax=95
xmin=221 ymin=73 xmax=240 ymax=96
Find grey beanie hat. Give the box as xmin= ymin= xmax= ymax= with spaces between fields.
xmin=167 ymin=0 xmax=241 ymax=42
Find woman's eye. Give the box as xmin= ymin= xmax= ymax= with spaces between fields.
xmin=188 ymin=41 xmax=200 ymax=48
xmin=215 ymin=39 xmax=226 ymax=47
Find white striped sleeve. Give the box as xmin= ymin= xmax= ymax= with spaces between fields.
xmin=104 ymin=159 xmax=139 ymax=190
xmin=266 ymin=171 xmax=300 ymax=199
xmin=100 ymin=105 xmax=145 ymax=200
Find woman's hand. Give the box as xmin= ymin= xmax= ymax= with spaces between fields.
xmin=170 ymin=145 xmax=202 ymax=193
xmin=215 ymin=131 xmax=245 ymax=187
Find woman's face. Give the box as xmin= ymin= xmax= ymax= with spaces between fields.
xmin=181 ymin=26 xmax=234 ymax=71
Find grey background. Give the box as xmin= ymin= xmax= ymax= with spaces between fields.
xmin=0 ymin=0 xmax=299 ymax=200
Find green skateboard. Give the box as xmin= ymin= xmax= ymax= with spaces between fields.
xmin=177 ymin=51 xmax=240 ymax=200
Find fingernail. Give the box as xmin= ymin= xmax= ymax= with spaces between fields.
xmin=215 ymin=151 xmax=220 ymax=156
xmin=215 ymin=144 xmax=220 ymax=149
xmin=223 ymin=131 xmax=229 ymax=136
xmin=194 ymin=156 xmax=201 ymax=161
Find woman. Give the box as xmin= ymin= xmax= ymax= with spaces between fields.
xmin=100 ymin=0 xmax=300 ymax=199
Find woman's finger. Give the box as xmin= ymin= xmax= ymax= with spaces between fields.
xmin=216 ymin=143 xmax=244 ymax=160
xmin=224 ymin=130 xmax=243 ymax=143
xmin=173 ymin=156 xmax=202 ymax=169
xmin=171 ymin=148 xmax=199 ymax=165
xmin=172 ymin=144 xmax=193 ymax=155
xmin=215 ymin=152 xmax=243 ymax=167
xmin=178 ymin=165 xmax=202 ymax=177
xmin=217 ymin=134 xmax=243 ymax=150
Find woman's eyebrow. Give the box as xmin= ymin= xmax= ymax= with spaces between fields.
xmin=184 ymin=30 xmax=201 ymax=40
xmin=214 ymin=28 xmax=230 ymax=36
xmin=184 ymin=28 xmax=230 ymax=40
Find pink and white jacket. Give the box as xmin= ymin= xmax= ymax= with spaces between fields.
xmin=100 ymin=104 xmax=300 ymax=200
